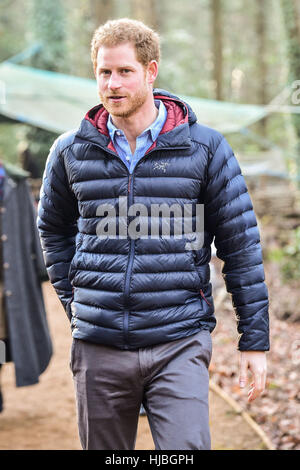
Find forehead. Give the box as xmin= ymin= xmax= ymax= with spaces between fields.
xmin=96 ymin=42 xmax=141 ymax=68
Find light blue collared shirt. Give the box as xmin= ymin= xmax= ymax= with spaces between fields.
xmin=107 ymin=99 xmax=167 ymax=174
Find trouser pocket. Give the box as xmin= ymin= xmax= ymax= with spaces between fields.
xmin=69 ymin=338 xmax=76 ymax=372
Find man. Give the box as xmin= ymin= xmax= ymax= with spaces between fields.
xmin=37 ymin=18 xmax=269 ymax=450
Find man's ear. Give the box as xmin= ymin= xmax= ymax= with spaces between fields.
xmin=147 ymin=60 xmax=159 ymax=85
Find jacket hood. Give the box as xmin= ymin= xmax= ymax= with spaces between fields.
xmin=78 ymin=88 xmax=197 ymax=152
xmin=154 ymin=88 xmax=198 ymax=126
xmin=85 ymin=88 xmax=197 ymax=131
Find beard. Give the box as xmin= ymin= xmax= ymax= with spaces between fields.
xmin=99 ymin=84 xmax=149 ymax=118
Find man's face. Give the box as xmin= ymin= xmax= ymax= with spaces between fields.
xmin=95 ymin=42 xmax=153 ymax=118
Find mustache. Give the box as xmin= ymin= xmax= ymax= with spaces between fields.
xmin=106 ymin=94 xmax=128 ymax=99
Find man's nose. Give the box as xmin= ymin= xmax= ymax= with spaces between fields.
xmin=108 ymin=73 xmax=121 ymax=90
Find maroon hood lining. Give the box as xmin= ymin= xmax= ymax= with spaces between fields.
xmin=84 ymin=95 xmax=189 ymax=154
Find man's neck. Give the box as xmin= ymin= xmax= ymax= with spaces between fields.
xmin=110 ymin=95 xmax=159 ymax=153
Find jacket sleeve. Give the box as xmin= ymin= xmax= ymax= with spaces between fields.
xmin=204 ymin=135 xmax=269 ymax=351
xmin=37 ymin=138 xmax=79 ymax=321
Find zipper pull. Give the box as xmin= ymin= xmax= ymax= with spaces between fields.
xmin=200 ymin=289 xmax=211 ymax=306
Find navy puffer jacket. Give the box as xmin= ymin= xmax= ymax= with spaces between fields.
xmin=37 ymin=89 xmax=269 ymax=351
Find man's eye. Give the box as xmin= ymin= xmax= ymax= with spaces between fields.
xmin=101 ymin=70 xmax=111 ymax=76
xmin=121 ymin=69 xmax=131 ymax=74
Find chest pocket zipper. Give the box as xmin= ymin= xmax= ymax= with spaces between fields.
xmin=187 ymin=251 xmax=212 ymax=306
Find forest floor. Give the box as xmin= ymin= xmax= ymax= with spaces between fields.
xmin=208 ymin=205 xmax=300 ymax=451
xmin=209 ymin=257 xmax=300 ymax=451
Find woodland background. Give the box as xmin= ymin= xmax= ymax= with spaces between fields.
xmin=0 ymin=0 xmax=299 ymax=450
xmin=0 ymin=0 xmax=300 ymax=173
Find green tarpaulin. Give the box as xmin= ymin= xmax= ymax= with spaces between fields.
xmin=0 ymin=61 xmax=269 ymax=135
xmin=0 ymin=61 xmax=295 ymax=179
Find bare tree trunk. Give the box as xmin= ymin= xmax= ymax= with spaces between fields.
xmin=255 ymin=0 xmax=268 ymax=135
xmin=29 ymin=0 xmax=67 ymax=72
xmin=90 ymin=0 xmax=114 ymax=27
xmin=130 ymin=0 xmax=160 ymax=88
xmin=295 ymin=0 xmax=300 ymax=40
xmin=280 ymin=0 xmax=300 ymax=185
xmin=130 ymin=0 xmax=159 ymax=31
xmin=211 ymin=0 xmax=223 ymax=100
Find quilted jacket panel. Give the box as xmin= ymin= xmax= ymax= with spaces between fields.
xmin=37 ymin=89 xmax=269 ymax=351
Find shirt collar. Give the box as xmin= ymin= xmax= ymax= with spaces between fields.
xmin=107 ymin=99 xmax=167 ymax=143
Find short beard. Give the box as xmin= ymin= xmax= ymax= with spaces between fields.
xmin=99 ymin=85 xmax=148 ymax=118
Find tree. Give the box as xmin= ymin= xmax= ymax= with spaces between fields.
xmin=255 ymin=0 xmax=268 ymax=134
xmin=90 ymin=0 xmax=114 ymax=27
xmin=64 ymin=0 xmax=96 ymax=79
xmin=21 ymin=0 xmax=68 ymax=177
xmin=280 ymin=0 xmax=300 ymax=185
xmin=27 ymin=0 xmax=67 ymax=73
xmin=130 ymin=0 xmax=159 ymax=31
xmin=0 ymin=0 xmax=26 ymax=62
xmin=210 ymin=0 xmax=223 ymax=100
xmin=130 ymin=0 xmax=160 ymax=87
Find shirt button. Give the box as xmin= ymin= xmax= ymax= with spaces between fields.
xmin=3 ymin=263 xmax=9 ymax=269
xmin=1 ymin=234 xmax=8 ymax=241
xmin=126 ymin=156 xmax=130 ymax=161
xmin=0 ymin=207 xmax=6 ymax=213
xmin=5 ymin=290 xmax=12 ymax=297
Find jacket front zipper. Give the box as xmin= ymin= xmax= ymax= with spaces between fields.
xmin=123 ymin=173 xmax=135 ymax=348
xmin=87 ymin=142 xmax=190 ymax=348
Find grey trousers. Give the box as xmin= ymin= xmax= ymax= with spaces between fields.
xmin=70 ymin=329 xmax=212 ymax=450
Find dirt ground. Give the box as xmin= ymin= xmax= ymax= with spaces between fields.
xmin=0 ymin=282 xmax=266 ymax=450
